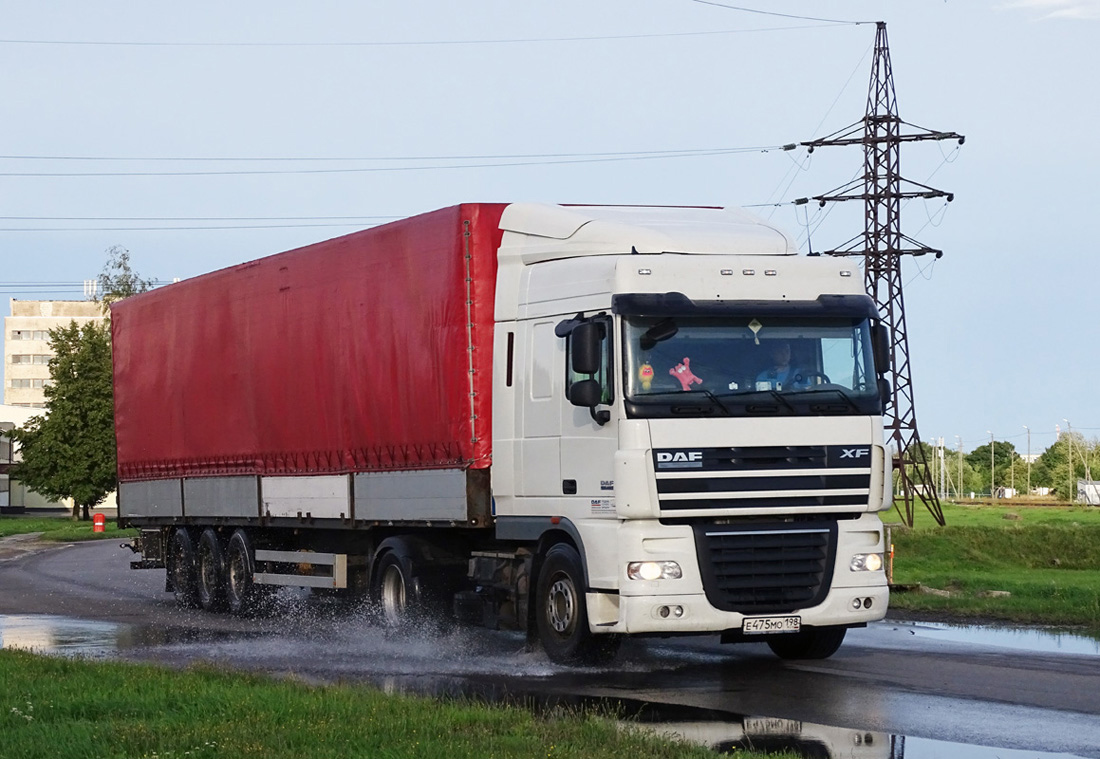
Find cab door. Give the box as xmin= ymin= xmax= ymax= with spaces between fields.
xmin=559 ymin=315 xmax=617 ymax=512
xmin=518 ymin=319 xmax=563 ymax=497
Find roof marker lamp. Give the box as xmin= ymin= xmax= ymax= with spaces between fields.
xmin=627 ymin=561 xmax=682 ymax=581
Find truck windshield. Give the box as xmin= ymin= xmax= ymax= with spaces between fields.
xmin=622 ymin=314 xmax=882 ymax=418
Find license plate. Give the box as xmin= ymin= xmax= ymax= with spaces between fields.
xmin=743 ymin=717 xmax=803 ymax=735
xmin=742 ymin=615 xmax=801 ymax=634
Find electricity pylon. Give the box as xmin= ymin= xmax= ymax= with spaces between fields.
xmin=803 ymin=22 xmax=963 ymax=527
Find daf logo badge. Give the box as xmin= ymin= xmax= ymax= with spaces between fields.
xmin=656 ymin=450 xmax=704 ymax=469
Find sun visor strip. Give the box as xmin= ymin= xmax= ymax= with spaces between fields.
xmin=611 ymin=293 xmax=880 ymax=319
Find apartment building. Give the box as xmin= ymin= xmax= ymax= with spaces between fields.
xmin=4 ymin=299 xmax=105 ymax=407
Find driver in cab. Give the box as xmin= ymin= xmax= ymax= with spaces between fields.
xmin=756 ymin=340 xmax=804 ymax=390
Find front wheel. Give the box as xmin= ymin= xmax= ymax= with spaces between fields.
xmin=535 ymin=544 xmax=619 ymax=665
xmin=766 ymin=626 xmax=847 ymax=660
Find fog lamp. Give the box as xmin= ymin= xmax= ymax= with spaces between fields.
xmin=627 ymin=561 xmax=682 ymax=581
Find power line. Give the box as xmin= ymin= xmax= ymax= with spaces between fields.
xmin=0 ymin=222 xmax=380 ymax=232
xmin=0 ymin=215 xmax=398 ymax=222
xmin=0 ymin=25 xmax=845 ymax=48
xmin=688 ymin=0 xmax=872 ymax=25
xmin=0 ymin=146 xmax=784 ymax=164
xmin=0 ymin=147 xmax=790 ymax=178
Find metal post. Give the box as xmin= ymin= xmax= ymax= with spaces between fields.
xmin=956 ymin=435 xmax=963 ymax=499
xmin=1023 ymin=425 xmax=1030 ymax=499
xmin=1065 ymin=419 xmax=1073 ymax=503
xmin=988 ymin=431 xmax=995 ymax=499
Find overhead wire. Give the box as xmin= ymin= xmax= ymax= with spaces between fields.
xmin=0 ymin=146 xmax=786 ymax=178
xmin=0 ymin=147 xmax=782 ymax=163
xmin=687 ymin=1 xmax=872 ymax=25
xmin=0 ymin=24 xmax=848 ymax=48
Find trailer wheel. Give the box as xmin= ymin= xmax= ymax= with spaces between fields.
xmin=766 ymin=626 xmax=847 ymax=660
xmin=168 ymin=529 xmax=200 ymax=609
xmin=372 ymin=550 xmax=421 ymax=629
xmin=196 ymin=528 xmax=228 ymax=612
xmin=535 ymin=544 xmax=620 ymax=665
xmin=225 ymin=529 xmax=264 ymax=616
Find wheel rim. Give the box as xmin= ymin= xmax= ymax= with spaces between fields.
xmin=228 ymin=548 xmax=247 ymax=601
xmin=546 ymin=575 xmax=576 ymax=634
xmin=380 ymin=564 xmax=406 ymax=624
xmin=200 ymin=546 xmax=217 ymax=600
xmin=172 ymin=539 xmax=189 ymax=589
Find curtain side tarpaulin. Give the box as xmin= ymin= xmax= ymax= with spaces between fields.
xmin=112 ymin=203 xmax=507 ymax=481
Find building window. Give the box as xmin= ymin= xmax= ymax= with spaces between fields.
xmin=10 ymin=355 xmax=49 ymax=364
xmin=11 ymin=330 xmax=50 ymax=341
xmin=9 ymin=379 xmax=47 ymax=389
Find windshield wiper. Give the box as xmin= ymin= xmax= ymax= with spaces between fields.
xmin=629 ymin=388 xmax=732 ymax=415
xmin=785 ymin=387 xmax=862 ymax=412
xmin=696 ymin=388 xmax=732 ymax=416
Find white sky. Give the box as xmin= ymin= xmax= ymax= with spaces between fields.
xmin=1 ymin=1 xmax=1096 ymax=455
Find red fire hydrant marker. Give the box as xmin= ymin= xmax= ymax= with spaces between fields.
xmin=92 ymin=513 xmax=106 ymax=533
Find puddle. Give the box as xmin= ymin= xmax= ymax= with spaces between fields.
xmin=0 ymin=614 xmax=249 ymax=657
xmin=0 ymin=613 xmax=1093 ymax=759
xmin=901 ymin=620 xmax=1100 ymax=657
xmin=644 ymin=712 xmax=1089 ymax=758
xmin=0 ymin=614 xmax=128 ymax=657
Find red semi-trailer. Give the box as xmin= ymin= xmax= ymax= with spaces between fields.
xmin=117 ymin=202 xmax=892 ymax=664
xmin=114 ymin=203 xmax=505 ymax=481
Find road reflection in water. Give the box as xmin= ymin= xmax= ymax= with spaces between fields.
xmin=0 ymin=613 xmax=1091 ymax=759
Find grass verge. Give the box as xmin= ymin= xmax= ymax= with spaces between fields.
xmin=887 ymin=502 xmax=1100 ymax=631
xmin=0 ymin=650 xmax=787 ymax=759
xmin=0 ymin=516 xmax=135 ymax=542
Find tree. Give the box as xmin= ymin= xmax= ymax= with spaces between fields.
xmin=10 ymin=322 xmax=116 ymax=519
xmin=10 ymin=247 xmax=153 ymax=519
xmin=966 ymin=441 xmax=1017 ymax=495
xmin=96 ymin=245 xmax=153 ymax=309
xmin=1035 ymin=432 xmax=1099 ymax=501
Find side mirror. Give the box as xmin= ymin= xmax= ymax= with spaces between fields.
xmin=871 ymin=324 xmax=890 ymax=376
xmin=569 ymin=378 xmax=602 ymax=408
xmin=878 ymin=377 xmax=892 ymax=410
xmin=569 ymin=379 xmax=611 ymax=426
xmin=571 ymin=321 xmax=604 ymax=375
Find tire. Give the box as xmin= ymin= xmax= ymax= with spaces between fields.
xmin=196 ymin=528 xmax=228 ymax=612
xmin=225 ymin=529 xmax=265 ymax=616
xmin=168 ymin=529 xmax=200 ymax=609
xmin=766 ymin=626 xmax=847 ymax=660
xmin=372 ymin=550 xmax=421 ymax=630
xmin=535 ymin=544 xmax=620 ymax=665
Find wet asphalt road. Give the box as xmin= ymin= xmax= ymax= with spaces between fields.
xmin=1 ymin=539 xmax=1098 ymax=758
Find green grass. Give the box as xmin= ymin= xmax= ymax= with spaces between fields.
xmin=891 ymin=500 xmax=1100 ymax=529
xmin=887 ymin=502 xmax=1100 ymax=630
xmin=0 ymin=516 xmax=135 ymax=542
xmin=0 ymin=650 xmax=785 ymax=759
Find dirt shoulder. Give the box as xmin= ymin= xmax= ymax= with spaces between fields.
xmin=0 ymin=532 xmax=65 ymax=562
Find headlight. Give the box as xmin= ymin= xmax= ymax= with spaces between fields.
xmin=627 ymin=561 xmax=682 ymax=581
xmin=850 ymin=553 xmax=884 ymax=572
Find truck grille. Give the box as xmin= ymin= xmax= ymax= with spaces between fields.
xmin=654 ymin=445 xmax=872 ymax=515
xmin=693 ymin=522 xmax=836 ymax=614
